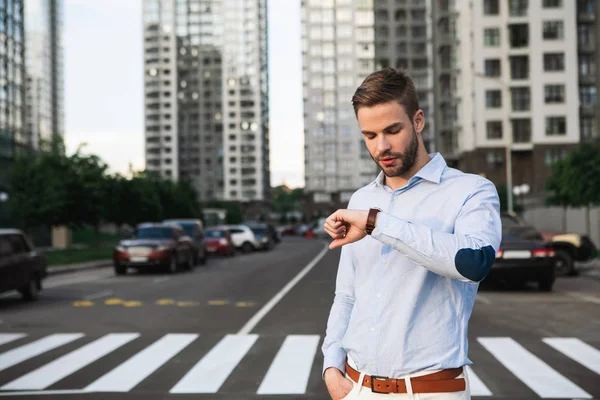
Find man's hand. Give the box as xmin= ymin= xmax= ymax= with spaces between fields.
xmin=324 ymin=367 xmax=354 ymax=400
xmin=324 ymin=209 xmax=369 ymax=249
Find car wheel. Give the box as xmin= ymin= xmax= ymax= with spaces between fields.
xmin=19 ymin=277 xmax=39 ymax=301
xmin=185 ymin=252 xmax=194 ymax=271
xmin=167 ymin=254 xmax=178 ymax=274
xmin=200 ymin=248 xmax=207 ymax=265
xmin=242 ymin=242 xmax=254 ymax=253
xmin=554 ymin=249 xmax=577 ymax=276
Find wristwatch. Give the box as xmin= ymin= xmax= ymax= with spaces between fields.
xmin=366 ymin=207 xmax=382 ymax=235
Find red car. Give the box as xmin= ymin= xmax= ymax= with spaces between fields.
xmin=204 ymin=228 xmax=235 ymax=256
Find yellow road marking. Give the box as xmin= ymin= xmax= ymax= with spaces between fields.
xmin=123 ymin=301 xmax=142 ymax=307
xmin=208 ymin=300 xmax=230 ymax=306
xmin=156 ymin=299 xmax=176 ymax=305
xmin=235 ymin=301 xmax=257 ymax=308
xmin=73 ymin=301 xmax=94 ymax=307
xmin=177 ymin=301 xmax=201 ymax=307
xmin=104 ymin=298 xmax=124 ymax=305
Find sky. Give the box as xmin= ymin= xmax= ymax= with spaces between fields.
xmin=64 ymin=0 xmax=305 ymax=188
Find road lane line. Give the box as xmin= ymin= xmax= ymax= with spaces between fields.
xmin=565 ymin=292 xmax=600 ymax=304
xmin=83 ymin=333 xmax=197 ymax=392
xmin=169 ymin=334 xmax=258 ymax=393
xmin=0 ymin=334 xmax=84 ymax=372
xmin=478 ymin=337 xmax=591 ymax=398
xmin=543 ymin=338 xmax=600 ymax=375
xmin=1 ymin=333 xmax=140 ymax=390
xmin=0 ymin=334 xmax=26 ymax=347
xmin=237 ymin=242 xmax=329 ymax=335
xmin=465 ymin=366 xmax=492 ymax=396
xmin=0 ymin=389 xmax=86 ymax=396
xmin=257 ymin=335 xmax=320 ymax=395
xmin=84 ymin=290 xmax=113 ymax=301
xmin=153 ymin=277 xmax=169 ymax=284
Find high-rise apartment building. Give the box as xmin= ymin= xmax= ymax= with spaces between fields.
xmin=0 ymin=0 xmax=26 ymax=188
xmin=301 ymin=0 xmax=434 ymax=217
xmin=142 ymin=0 xmax=270 ymax=215
xmin=576 ymin=0 xmax=599 ymax=144
xmin=435 ymin=0 xmax=580 ymax=199
xmin=24 ymin=0 xmax=64 ymax=151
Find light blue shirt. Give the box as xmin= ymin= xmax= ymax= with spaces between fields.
xmin=322 ymin=153 xmax=502 ymax=379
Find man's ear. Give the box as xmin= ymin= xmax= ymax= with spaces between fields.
xmin=413 ymin=109 xmax=425 ymax=134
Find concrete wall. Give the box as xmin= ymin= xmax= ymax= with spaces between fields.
xmin=522 ymin=206 xmax=600 ymax=246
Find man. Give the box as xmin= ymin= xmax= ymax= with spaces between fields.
xmin=321 ymin=68 xmax=502 ymax=400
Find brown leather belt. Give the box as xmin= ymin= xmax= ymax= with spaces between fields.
xmin=345 ymin=361 xmax=465 ymax=394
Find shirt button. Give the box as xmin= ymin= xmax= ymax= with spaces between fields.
xmin=369 ymin=361 xmax=374 ymax=366
xmin=370 ymin=327 xmax=376 ymax=332
xmin=382 ymin=259 xmax=387 ymax=265
xmin=377 ymin=293 xmax=381 ymax=298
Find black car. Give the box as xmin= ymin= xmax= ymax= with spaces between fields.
xmin=0 ymin=229 xmax=47 ymax=301
xmin=244 ymin=223 xmax=277 ymax=251
xmin=163 ymin=219 xmax=207 ymax=266
xmin=486 ymin=215 xmax=556 ymax=291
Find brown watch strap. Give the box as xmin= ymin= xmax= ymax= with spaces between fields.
xmin=366 ymin=208 xmax=381 ymax=235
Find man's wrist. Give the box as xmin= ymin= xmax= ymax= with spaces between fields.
xmin=324 ymin=367 xmax=343 ymax=381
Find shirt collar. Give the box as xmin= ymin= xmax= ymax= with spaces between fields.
xmin=371 ymin=153 xmax=446 ymax=187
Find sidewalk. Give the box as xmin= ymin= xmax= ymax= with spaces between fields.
xmin=47 ymin=259 xmax=112 ymax=276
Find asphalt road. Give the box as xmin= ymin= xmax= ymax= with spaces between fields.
xmin=0 ymin=237 xmax=599 ymax=399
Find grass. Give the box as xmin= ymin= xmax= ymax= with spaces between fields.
xmin=44 ymin=246 xmax=114 ymax=268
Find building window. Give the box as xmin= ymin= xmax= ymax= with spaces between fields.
xmin=580 ymin=86 xmax=597 ymax=105
xmin=486 ymin=90 xmax=502 ymax=108
xmin=579 ymin=55 xmax=596 ymax=76
xmin=485 ymin=59 xmax=501 ymax=77
xmin=486 ymin=151 xmax=504 ymax=167
xmin=509 ymin=0 xmax=528 ymax=16
xmin=543 ymin=0 xmax=562 ymax=7
xmin=545 ymin=148 xmax=568 ymax=166
xmin=543 ymin=21 xmax=564 ymax=40
xmin=545 ymin=85 xmax=565 ymax=103
xmin=484 ymin=28 xmax=501 ymax=46
xmin=511 ymin=87 xmax=530 ymax=111
xmin=546 ymin=117 xmax=567 ymax=136
xmin=484 ymin=0 xmax=499 ymax=15
xmin=578 ymin=0 xmax=595 ymax=15
xmin=486 ymin=121 xmax=503 ymax=139
xmin=580 ymin=117 xmax=598 ymax=140
xmin=544 ymin=53 xmax=565 ymax=71
xmin=510 ymin=56 xmax=529 ymax=79
xmin=512 ymin=119 xmax=532 ymax=143
xmin=314 ymin=193 xmax=331 ymax=203
xmin=509 ymin=24 xmax=529 ymax=48
xmin=578 ymin=24 xmax=594 ymax=47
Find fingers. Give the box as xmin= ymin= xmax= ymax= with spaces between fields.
xmin=324 ymin=220 xmax=347 ymax=240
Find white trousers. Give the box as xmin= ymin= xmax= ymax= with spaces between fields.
xmin=342 ymin=358 xmax=471 ymax=400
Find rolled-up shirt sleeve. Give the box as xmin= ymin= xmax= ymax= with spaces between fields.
xmin=371 ymin=178 xmax=502 ymax=283
xmin=322 ymin=244 xmax=355 ymax=377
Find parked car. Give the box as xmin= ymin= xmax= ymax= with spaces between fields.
xmin=113 ymin=224 xmax=194 ymax=275
xmin=486 ymin=214 xmax=556 ymax=291
xmin=204 ymin=228 xmax=235 ymax=256
xmin=0 ymin=229 xmax=47 ymax=301
xmin=311 ymin=218 xmax=329 ymax=239
xmin=163 ymin=219 xmax=207 ymax=266
xmin=244 ymin=223 xmax=277 ymax=251
xmin=223 ymin=225 xmax=258 ymax=253
xmin=503 ymin=212 xmax=597 ymax=276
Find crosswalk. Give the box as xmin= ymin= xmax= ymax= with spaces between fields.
xmin=0 ymin=333 xmax=598 ymax=397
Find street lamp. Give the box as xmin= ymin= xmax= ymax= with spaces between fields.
xmin=474 ymin=73 xmax=514 ymax=213
xmin=512 ymin=184 xmax=530 ymax=213
xmin=0 ymin=192 xmax=8 ymax=203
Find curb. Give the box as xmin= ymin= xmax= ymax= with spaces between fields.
xmin=47 ymin=259 xmax=112 ymax=276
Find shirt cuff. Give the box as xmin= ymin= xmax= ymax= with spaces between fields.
xmin=371 ymin=211 xmax=394 ymax=239
xmin=322 ymin=347 xmax=347 ymax=378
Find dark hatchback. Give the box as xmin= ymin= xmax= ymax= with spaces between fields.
xmin=0 ymin=229 xmax=47 ymax=301
xmin=113 ymin=224 xmax=194 ymax=275
xmin=486 ymin=215 xmax=556 ymax=291
xmin=245 ymin=223 xmax=277 ymax=251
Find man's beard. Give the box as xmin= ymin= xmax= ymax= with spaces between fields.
xmin=371 ymin=127 xmax=419 ymax=177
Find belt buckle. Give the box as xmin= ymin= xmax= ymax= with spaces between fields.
xmin=370 ymin=375 xmax=389 ymax=394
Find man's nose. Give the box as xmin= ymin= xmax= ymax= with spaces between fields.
xmin=376 ymin=136 xmax=391 ymax=154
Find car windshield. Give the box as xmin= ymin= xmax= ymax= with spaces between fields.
xmin=178 ymin=224 xmax=195 ymax=237
xmin=205 ymin=230 xmax=225 ymax=238
xmin=135 ymin=227 xmax=173 ymax=239
xmin=250 ymin=227 xmax=266 ymax=235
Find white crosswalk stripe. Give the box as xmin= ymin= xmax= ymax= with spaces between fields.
xmin=0 ymin=333 xmax=597 ymax=397
xmin=0 ymin=333 xmax=84 ymax=372
xmin=1 ymin=333 xmax=140 ymax=390
xmin=84 ymin=333 xmax=198 ymax=393
xmin=0 ymin=334 xmax=26 ymax=347
xmin=478 ymin=337 xmax=592 ymax=399
xmin=257 ymin=335 xmax=320 ymax=395
xmin=543 ymin=338 xmax=600 ymax=375
xmin=169 ymin=334 xmax=258 ymax=394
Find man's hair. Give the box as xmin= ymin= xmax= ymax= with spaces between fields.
xmin=352 ymin=68 xmax=419 ymax=122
